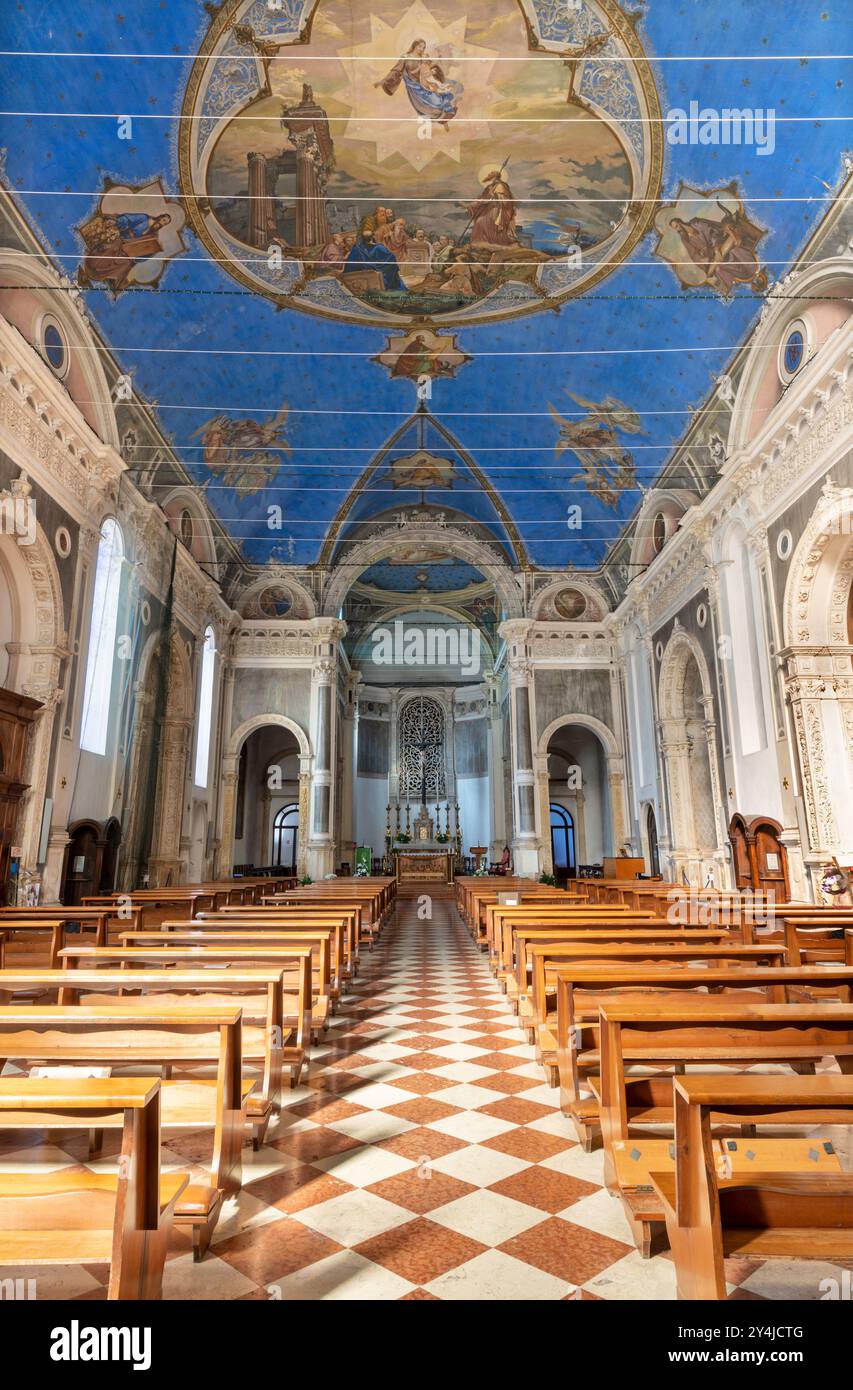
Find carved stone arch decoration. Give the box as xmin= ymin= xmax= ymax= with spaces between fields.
xmin=160 ymin=485 xmax=220 ymax=577
xmin=783 ymin=477 xmax=853 ymax=649
xmin=780 ymin=478 xmax=853 ymax=875
xmin=658 ymin=626 xmax=714 ymax=720
xmin=0 ymin=249 xmax=120 ymax=451
xmin=234 ymin=572 xmax=316 ymax=620
xmin=0 ymin=505 xmax=66 ymax=881
xmin=657 ymin=628 xmax=728 ymax=885
xmin=530 ymin=577 xmax=609 ymax=623
xmin=321 ymin=525 xmax=524 ymax=621
xmin=629 ymin=487 xmax=699 ymax=572
xmin=728 ymin=258 xmax=853 ymax=455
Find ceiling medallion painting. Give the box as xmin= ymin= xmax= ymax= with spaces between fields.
xmin=653 ymin=182 xmax=769 ymax=298
xmin=179 ymin=0 xmax=663 ymax=327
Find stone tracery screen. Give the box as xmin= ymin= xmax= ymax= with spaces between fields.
xmin=399 ymin=696 xmax=446 ymax=802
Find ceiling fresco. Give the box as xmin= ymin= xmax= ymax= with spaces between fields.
xmin=0 ymin=0 xmax=848 ymax=578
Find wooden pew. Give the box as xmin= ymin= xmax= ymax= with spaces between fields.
xmin=486 ymin=904 xmax=659 ymax=972
xmin=0 ymin=1004 xmax=247 ymax=1259
xmin=119 ymin=927 xmax=334 ymax=1029
xmin=780 ymin=916 xmax=852 ymax=965
xmin=500 ymin=923 xmax=735 ymax=1010
xmin=82 ymin=891 xmax=222 ymax=926
xmin=59 ymin=942 xmax=314 ymax=1076
xmin=0 ymin=907 xmax=145 ymax=965
xmin=650 ymin=1074 xmax=853 ymax=1298
xmin=192 ymin=908 xmax=354 ymax=989
xmin=595 ymin=999 xmax=853 ymax=1256
xmin=0 ymin=1076 xmax=188 ymax=1298
xmin=554 ymin=959 xmax=852 ymax=1144
xmin=0 ymin=966 xmax=290 ymax=1145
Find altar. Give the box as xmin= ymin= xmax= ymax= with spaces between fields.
xmin=394 ymin=850 xmax=454 ymax=884
xmin=392 ymin=804 xmax=455 ymax=882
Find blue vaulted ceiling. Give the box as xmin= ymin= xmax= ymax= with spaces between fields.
xmin=0 ymin=0 xmax=848 ymax=573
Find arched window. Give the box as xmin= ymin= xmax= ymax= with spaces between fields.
xmin=646 ymin=805 xmax=660 ymax=876
xmin=550 ymin=803 xmax=575 ymax=873
xmin=399 ymin=695 xmax=446 ymax=801
xmin=194 ymin=625 xmax=216 ymax=788
xmin=272 ymin=803 xmax=299 ymax=870
xmin=80 ymin=517 xmax=124 ymax=755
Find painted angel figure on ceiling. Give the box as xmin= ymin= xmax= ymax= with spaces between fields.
xmin=375 ymin=38 xmax=461 ymax=128
xmin=549 ymin=392 xmax=644 ymax=510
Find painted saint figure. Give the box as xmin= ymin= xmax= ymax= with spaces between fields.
xmin=344 ymin=221 xmax=403 ymax=291
xmin=375 ymin=38 xmax=459 ymax=127
xmin=77 ymin=211 xmax=172 ymax=292
xmin=467 ymin=166 xmax=518 ymax=246
xmin=668 ymin=207 xmax=767 ymax=296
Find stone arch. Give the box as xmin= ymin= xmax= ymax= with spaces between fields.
xmin=727 ymin=258 xmax=853 ymax=454
xmin=219 ymin=714 xmax=312 ymax=877
xmin=780 ymin=478 xmax=853 ymax=875
xmin=536 ymin=712 xmax=627 ymax=872
xmin=658 ymin=629 xmax=727 ymax=885
xmin=227 ymin=712 xmax=310 ymax=763
xmin=321 ymin=525 xmax=523 ymax=621
xmin=0 ymin=496 xmax=66 ymax=882
xmin=783 ymin=477 xmax=853 ymax=650
xmin=0 ymin=249 xmax=120 ymax=450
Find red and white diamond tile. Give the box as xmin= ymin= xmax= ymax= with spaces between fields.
xmin=10 ymin=888 xmax=850 ymax=1300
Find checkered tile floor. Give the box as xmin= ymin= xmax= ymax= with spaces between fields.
xmin=3 ymin=889 xmax=850 ymax=1300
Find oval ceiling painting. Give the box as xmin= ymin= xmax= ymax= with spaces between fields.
xmin=179 ymin=0 xmax=662 ymax=327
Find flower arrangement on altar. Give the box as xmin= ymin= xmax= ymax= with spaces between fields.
xmin=435 ymin=831 xmax=450 ymax=844
xmin=354 ymin=864 xmax=369 ymax=878
xmin=395 ymin=832 xmax=411 ymax=844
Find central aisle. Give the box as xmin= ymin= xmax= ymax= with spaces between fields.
xmin=190 ymin=884 xmax=655 ymax=1299
xmin=157 ymin=888 xmax=786 ymax=1300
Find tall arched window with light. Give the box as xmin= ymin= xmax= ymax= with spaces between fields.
xmin=194 ymin=625 xmax=216 ymax=787
xmin=80 ymin=517 xmax=124 ymax=755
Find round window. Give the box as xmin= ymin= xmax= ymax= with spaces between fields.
xmin=652 ymin=513 xmax=667 ymax=554
xmin=779 ymin=319 xmax=809 ymax=383
xmin=180 ymin=509 xmax=194 ymax=547
xmin=42 ymin=320 xmax=67 ymax=375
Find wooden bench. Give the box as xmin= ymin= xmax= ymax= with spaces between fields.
xmin=0 ymin=966 xmax=290 ymax=1145
xmin=502 ymin=925 xmax=737 ymax=1015
xmin=190 ymin=910 xmax=353 ymax=990
xmin=595 ymin=999 xmax=853 ymax=1255
xmin=129 ymin=923 xmax=338 ymax=1017
xmin=58 ymin=942 xmax=314 ymax=1075
xmin=486 ymin=905 xmax=659 ymax=971
xmin=650 ymin=1074 xmax=853 ymax=1297
xmin=0 ymin=1004 xmax=248 ymax=1259
xmin=554 ymin=959 xmax=852 ymax=1143
xmin=0 ymin=907 xmax=144 ymax=965
xmin=0 ymin=1076 xmax=188 ymax=1298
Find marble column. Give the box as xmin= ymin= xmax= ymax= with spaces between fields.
xmin=306 ymin=619 xmax=346 ymax=879
xmin=340 ymin=674 xmax=359 ymax=867
xmin=486 ymin=675 xmax=507 ymax=859
xmin=500 ymin=620 xmax=540 ymax=876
